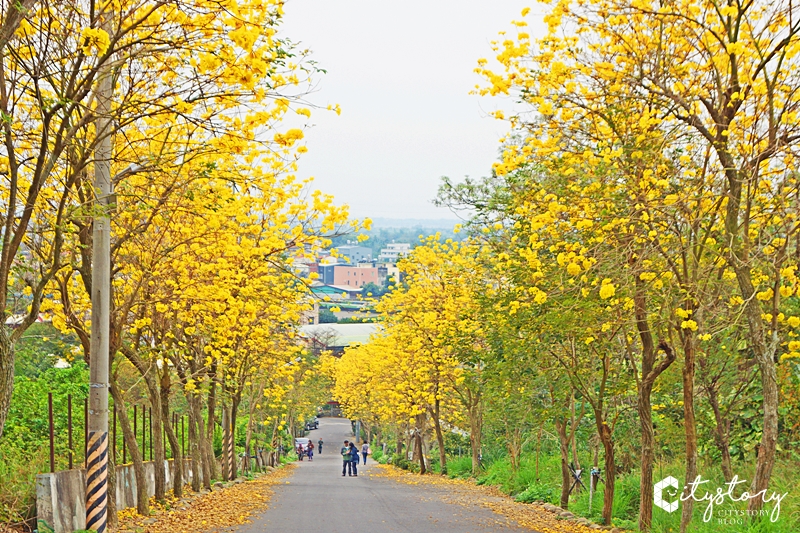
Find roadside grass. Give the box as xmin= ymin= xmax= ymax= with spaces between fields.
xmin=0 ymin=445 xmax=46 ymax=526
xmin=422 ymin=450 xmax=799 ymax=532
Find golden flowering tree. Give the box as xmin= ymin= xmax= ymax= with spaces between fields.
xmin=47 ymin=141 xmax=357 ymax=508
xmin=475 ymin=2 xmax=800 ymax=528
xmin=0 ymin=0 xmax=321 ymax=438
xmin=332 ymin=238 xmax=488 ymax=474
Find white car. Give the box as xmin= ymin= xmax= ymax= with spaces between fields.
xmin=294 ymin=437 xmax=310 ymax=458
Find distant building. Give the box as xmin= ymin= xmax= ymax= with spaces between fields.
xmin=320 ymin=263 xmax=337 ymax=285
xmin=333 ymin=265 xmax=378 ymax=288
xmin=300 ymin=322 xmax=380 ymax=355
xmin=378 ymin=243 xmax=411 ymax=263
xmin=385 ymin=263 xmax=401 ymax=283
xmin=300 ymin=300 xmax=320 ymax=325
xmin=336 ymin=245 xmax=372 ymax=264
xmin=310 ymin=283 xmax=363 ymax=300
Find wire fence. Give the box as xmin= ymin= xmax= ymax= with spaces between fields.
xmin=45 ymin=392 xmax=188 ymax=473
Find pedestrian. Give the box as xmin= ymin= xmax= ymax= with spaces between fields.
xmin=361 ymin=441 xmax=370 ymax=465
xmin=307 ymin=440 xmax=314 ymax=461
xmin=297 ymin=443 xmax=304 ymax=461
xmin=341 ymin=440 xmax=353 ymax=476
xmin=318 ymin=438 xmax=324 ymax=454
xmin=349 ymin=441 xmax=359 ymax=476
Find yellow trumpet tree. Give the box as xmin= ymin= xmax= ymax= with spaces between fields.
xmin=0 ymin=0 xmax=320 ymax=437
xmin=333 ymin=238 xmax=487 ymax=474
xmin=476 ymin=1 xmax=800 ymax=528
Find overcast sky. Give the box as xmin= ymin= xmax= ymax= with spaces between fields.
xmin=280 ymin=0 xmax=542 ymax=220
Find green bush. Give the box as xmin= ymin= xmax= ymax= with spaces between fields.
xmin=515 ymin=482 xmax=558 ymax=504
xmin=377 ymin=452 xmax=392 ymax=464
xmin=444 ymin=455 xmax=473 ymax=478
xmin=0 ymin=444 xmax=46 ymax=524
xmin=0 ymin=359 xmax=88 ymax=525
xmin=371 ymin=447 xmax=384 ymax=462
xmin=391 ymin=455 xmax=411 ymax=470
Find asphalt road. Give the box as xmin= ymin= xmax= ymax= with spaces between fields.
xmin=235 ymin=417 xmax=536 ymax=533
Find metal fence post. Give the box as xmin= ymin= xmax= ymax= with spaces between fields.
xmin=141 ymin=405 xmax=146 ymax=461
xmin=133 ymin=404 xmax=137 ymax=461
xmin=68 ymin=394 xmax=73 ymax=469
xmin=122 ymin=411 xmax=127 ymax=465
xmin=148 ymin=406 xmax=153 ymax=461
xmin=48 ymin=392 xmax=55 ymax=473
xmin=113 ymin=402 xmax=117 ymax=463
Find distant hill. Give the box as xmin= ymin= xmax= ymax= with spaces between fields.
xmin=332 ymin=218 xmax=465 ymax=254
xmin=368 ymin=217 xmax=462 ymax=229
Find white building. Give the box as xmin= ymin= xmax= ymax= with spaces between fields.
xmin=378 ymin=243 xmax=411 ymax=263
xmin=335 ymin=245 xmax=372 ymax=264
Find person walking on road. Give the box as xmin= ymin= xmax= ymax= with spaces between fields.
xmin=307 ymin=441 xmax=314 ymax=461
xmin=342 ymin=440 xmax=353 ymax=476
xmin=318 ymin=438 xmax=324 ymax=454
xmin=349 ymin=441 xmax=359 ymax=476
xmin=297 ymin=443 xmax=305 ymax=461
xmin=361 ymin=441 xmax=370 ymax=465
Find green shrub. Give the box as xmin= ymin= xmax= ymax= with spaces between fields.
xmin=371 ymin=447 xmax=384 ymax=462
xmin=516 ymin=482 xmax=558 ymax=504
xmin=0 ymin=444 xmax=46 ymax=524
xmin=391 ymin=455 xmax=411 ymax=470
xmin=444 ymin=455 xmax=473 ymax=478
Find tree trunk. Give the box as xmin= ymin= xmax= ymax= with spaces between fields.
xmin=396 ymin=431 xmax=403 ymax=456
xmin=245 ymin=414 xmax=254 ymax=474
xmin=147 ymin=396 xmax=166 ymax=502
xmin=734 ymin=280 xmax=779 ymax=513
xmin=121 ymin=346 xmax=166 ymax=501
xmin=722 ymin=160 xmax=778 ymax=513
xmin=638 ymin=383 xmax=656 ymax=531
xmin=431 ymin=399 xmax=447 ymax=475
xmin=707 ymin=384 xmax=733 ymax=481
xmin=571 ymin=394 xmax=580 ymax=470
xmin=597 ymin=418 xmax=615 ymax=526
xmin=205 ymin=379 xmax=219 ymax=481
xmin=187 ymin=395 xmax=203 ymax=491
xmin=109 ymin=378 xmax=148 ymax=515
xmin=414 ymin=414 xmax=427 ymax=474
xmin=680 ymin=332 xmax=698 ymax=533
xmin=160 ymin=370 xmax=182 ymax=497
xmin=467 ymin=389 xmax=483 ymax=475
xmin=555 ymin=417 xmax=571 ymax=510
xmin=0 ymin=331 xmax=14 ymax=439
xmin=507 ymin=425 xmax=521 ymax=472
xmin=633 ymin=276 xmax=676 ymax=532
xmin=535 ymin=422 xmax=544 ymax=481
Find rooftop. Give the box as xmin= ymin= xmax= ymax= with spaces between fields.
xmin=299 ymin=323 xmax=380 ymax=347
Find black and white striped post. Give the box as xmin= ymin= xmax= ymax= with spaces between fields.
xmin=222 ymin=406 xmax=235 ymax=480
xmin=86 ymin=7 xmax=113 ymax=530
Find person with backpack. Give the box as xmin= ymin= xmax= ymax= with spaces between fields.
xmin=341 ymin=440 xmax=353 ymax=476
xmin=318 ymin=438 xmax=324 ymax=454
xmin=349 ymin=441 xmax=359 ymax=476
xmin=361 ymin=441 xmax=370 ymax=465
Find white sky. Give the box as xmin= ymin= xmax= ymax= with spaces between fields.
xmin=280 ymin=0 xmax=543 ymax=220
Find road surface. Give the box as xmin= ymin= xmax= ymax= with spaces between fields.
xmin=234 ymin=417 xmax=537 ymax=533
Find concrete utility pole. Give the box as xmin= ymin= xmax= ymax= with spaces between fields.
xmin=86 ymin=13 xmax=113 ymax=533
